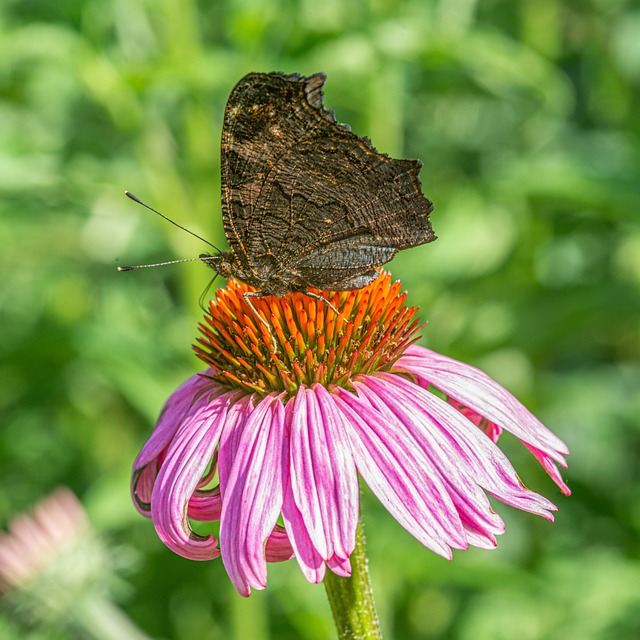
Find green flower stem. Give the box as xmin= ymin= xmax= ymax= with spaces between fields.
xmin=323 ymin=518 xmax=382 ymax=639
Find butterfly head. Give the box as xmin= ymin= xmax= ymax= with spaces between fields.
xmin=200 ymin=251 xmax=247 ymax=281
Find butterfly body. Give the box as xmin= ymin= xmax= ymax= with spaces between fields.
xmin=206 ymin=71 xmax=436 ymax=297
xmin=201 ymin=250 xmax=299 ymax=297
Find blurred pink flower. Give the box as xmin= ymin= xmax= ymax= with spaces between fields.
xmin=132 ymin=273 xmax=569 ymax=596
xmin=0 ymin=488 xmax=151 ymax=639
xmin=0 ymin=488 xmax=90 ymax=593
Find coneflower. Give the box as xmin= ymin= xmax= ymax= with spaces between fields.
xmin=131 ymin=272 xmax=569 ymax=600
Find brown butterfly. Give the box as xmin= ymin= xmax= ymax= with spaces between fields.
xmin=121 ymin=72 xmax=435 ymax=334
xmin=201 ymin=71 xmax=435 ymax=307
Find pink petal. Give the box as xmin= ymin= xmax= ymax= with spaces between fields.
xmin=327 ymin=554 xmax=352 ymax=577
xmin=150 ymin=389 xmax=241 ymax=560
xmin=287 ymin=386 xmax=358 ymax=562
xmin=132 ymin=464 xmax=159 ymax=517
xmin=354 ymin=376 xmax=506 ymax=547
xmin=281 ymin=478 xmax=327 ymax=583
xmin=131 ymin=373 xmax=219 ymax=515
xmin=286 ymin=389 xmax=327 ymax=558
xmin=220 ymin=394 xmax=287 ymax=596
xmin=447 ymin=399 xmax=503 ymax=443
xmin=313 ymin=385 xmax=360 ymax=560
xmin=134 ymin=372 xmax=217 ymax=470
xmin=462 ymin=523 xmax=500 ymax=549
xmin=398 ymin=345 xmax=569 ymax=486
xmin=332 ymin=388 xmax=468 ymax=558
xmin=524 ymin=443 xmax=571 ymax=496
xmin=265 ymin=526 xmax=295 ymax=563
xmin=370 ymin=372 xmax=558 ymax=519
xmin=187 ymin=488 xmax=222 ymax=521
xmin=217 ymin=395 xmax=255 ymax=493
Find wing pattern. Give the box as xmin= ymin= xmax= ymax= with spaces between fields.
xmin=220 ymin=72 xmax=435 ymax=295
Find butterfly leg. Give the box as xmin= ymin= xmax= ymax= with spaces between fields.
xmin=243 ymin=291 xmax=279 ymax=352
xmin=199 ymin=275 xmax=220 ymax=312
xmin=302 ymin=291 xmax=339 ymax=316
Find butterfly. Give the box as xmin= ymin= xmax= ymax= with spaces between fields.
xmin=121 ymin=72 xmax=436 ymax=338
xmin=200 ymin=71 xmax=436 ymax=308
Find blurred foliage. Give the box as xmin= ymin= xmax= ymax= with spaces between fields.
xmin=1 ymin=0 xmax=639 ymax=638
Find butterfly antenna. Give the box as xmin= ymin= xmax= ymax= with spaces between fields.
xmin=124 ymin=191 xmax=220 ymax=252
xmin=118 ymin=257 xmax=212 ymax=271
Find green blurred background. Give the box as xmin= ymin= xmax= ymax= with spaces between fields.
xmin=1 ymin=0 xmax=639 ymax=638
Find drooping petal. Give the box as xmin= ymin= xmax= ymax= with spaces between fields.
xmin=327 ymin=554 xmax=352 ymax=577
xmin=131 ymin=464 xmax=159 ymax=518
xmin=279 ymin=383 xmax=360 ymax=584
xmin=185 ymin=394 xmax=256 ymax=523
xmin=524 ymin=443 xmax=571 ymax=496
xmin=134 ymin=372 xmax=217 ymax=471
xmin=332 ymin=387 xmax=468 ymax=558
xmin=281 ymin=478 xmax=327 ymax=583
xmin=265 ymin=525 xmax=295 ymax=563
xmin=131 ymin=372 xmax=220 ymax=515
xmin=313 ymin=385 xmax=360 ymax=560
xmin=216 ymin=394 xmax=255 ymax=491
xmin=369 ymin=372 xmax=558 ymax=519
xmin=398 ymin=345 xmax=570 ymax=492
xmin=287 ymin=386 xmax=358 ymax=563
xmin=220 ymin=394 xmax=287 ymax=596
xmin=462 ymin=523 xmax=501 ymax=549
xmin=286 ymin=389 xmax=327 ymax=557
xmin=447 ymin=399 xmax=503 ymax=443
xmin=354 ymin=376 xmax=506 ymax=547
xmin=280 ymin=392 xmax=328 ymax=584
xmin=187 ymin=488 xmax=222 ymax=521
xmin=150 ymin=389 xmax=242 ymax=560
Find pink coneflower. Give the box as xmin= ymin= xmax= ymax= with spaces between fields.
xmin=131 ymin=272 xmax=569 ymax=597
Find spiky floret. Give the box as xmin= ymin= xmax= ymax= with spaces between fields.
xmin=194 ymin=272 xmax=421 ymax=396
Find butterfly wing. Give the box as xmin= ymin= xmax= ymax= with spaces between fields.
xmin=220 ymin=72 xmax=435 ymax=293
